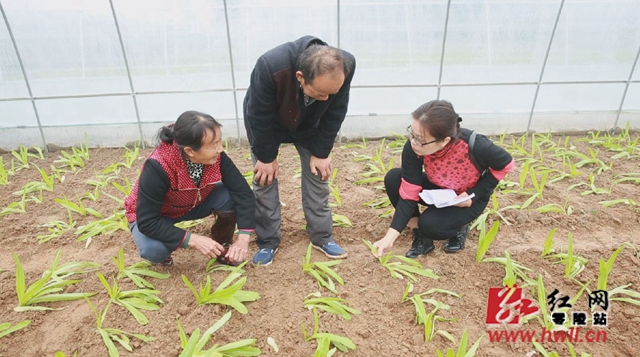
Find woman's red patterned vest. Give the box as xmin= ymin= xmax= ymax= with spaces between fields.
xmin=124 ymin=142 xmax=222 ymax=223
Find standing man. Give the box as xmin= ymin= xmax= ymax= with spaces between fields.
xmin=243 ymin=35 xmax=356 ymax=266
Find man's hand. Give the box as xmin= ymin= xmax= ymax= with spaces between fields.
xmin=310 ymin=155 xmax=331 ymax=180
xmin=225 ymin=234 xmax=251 ymax=264
xmin=453 ymin=192 xmax=473 ymax=208
xmin=254 ymin=159 xmax=279 ymax=186
xmin=188 ymin=234 xmax=224 ymax=259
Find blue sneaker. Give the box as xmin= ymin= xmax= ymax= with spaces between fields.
xmin=313 ymin=241 xmax=347 ymax=259
xmin=252 ymin=248 xmax=276 ymax=266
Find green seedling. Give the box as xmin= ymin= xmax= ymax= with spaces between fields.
xmin=483 ymin=254 xmax=536 ymax=286
xmin=121 ymin=144 xmax=140 ymax=168
xmin=97 ymin=272 xmax=163 ymax=326
xmin=471 ymin=193 xmax=517 ymax=235
xmin=341 ymin=136 xmax=367 ymax=149
xmin=613 ymin=173 xmax=640 ymax=184
xmin=302 ymin=308 xmax=356 ymax=354
xmin=532 ymin=341 xmax=561 ymax=357
xmin=11 ymin=145 xmax=42 ymax=169
xmin=313 ymin=336 xmax=338 ymax=357
xmin=354 ymin=139 xmax=394 ymax=185
xmin=34 ymin=164 xmax=55 ymax=190
xmin=54 ymin=351 xmax=78 ymax=357
xmin=0 ymin=157 xmax=11 ymax=185
xmin=54 ymin=149 xmax=85 ymax=171
xmin=112 ymin=248 xmax=170 ymax=289
xmin=85 ymin=296 xmax=155 ymax=357
xmin=14 ymin=249 xmax=98 ymax=311
xmin=37 ymin=204 xmax=76 ymax=243
xmin=304 ymin=292 xmax=360 ymax=320
xmin=112 ymin=178 xmax=132 ymax=197
xmin=363 ymin=240 xmax=440 ymax=282
xmin=177 ymin=311 xmax=261 ymax=357
xmin=405 ymin=293 xmax=458 ymax=343
xmin=13 ymin=180 xmax=53 ymax=196
xmin=387 ymin=132 xmax=407 ymax=153
xmin=476 ymin=221 xmax=500 ymax=263
xmin=302 ymin=244 xmax=344 ymax=294
xmin=0 ymin=320 xmax=30 ymax=339
xmin=174 ymin=219 xmax=205 ymax=229
xmin=242 ymin=170 xmax=254 ymax=186
xmin=328 ymin=168 xmax=342 ymax=207
xmin=75 ymin=210 xmax=129 ymax=243
xmin=101 ymin=162 xmax=121 ymax=175
xmin=0 ymin=193 xmax=27 ymax=217
xmin=182 ymin=262 xmax=260 ymax=313
xmin=363 ymin=196 xmax=391 ymax=209
xmin=568 ymin=172 xmax=611 ymax=196
xmin=544 ymin=232 xmax=587 ymax=279
xmin=541 ymin=228 xmax=558 ymax=256
xmin=331 ymin=213 xmax=352 ymax=228
xmin=50 ymin=165 xmax=67 ymax=183
xmin=55 ymin=195 xmax=103 ymax=218
xmin=598 ymin=198 xmax=637 ymax=207
xmin=536 ymin=202 xmax=574 ymax=215
xmin=435 ymin=329 xmax=483 ymax=357
xmin=595 ymin=243 xmax=640 ymax=307
xmin=37 ymin=220 xmax=73 ymax=243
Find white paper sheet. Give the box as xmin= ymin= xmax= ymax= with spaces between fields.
xmin=418 ymin=189 xmax=475 ymax=208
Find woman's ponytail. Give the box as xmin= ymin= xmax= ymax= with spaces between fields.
xmin=157 ymin=124 xmax=175 ymax=144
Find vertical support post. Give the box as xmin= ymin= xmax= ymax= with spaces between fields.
xmin=108 ymin=0 xmax=146 ymax=148
xmin=223 ymin=0 xmax=241 ymax=146
xmin=437 ymin=0 xmax=452 ymax=99
xmin=613 ymin=43 xmax=640 ymax=131
xmin=527 ymin=0 xmax=565 ymax=133
xmin=0 ymin=1 xmax=48 ymax=151
xmin=337 ymin=0 xmax=342 ymax=142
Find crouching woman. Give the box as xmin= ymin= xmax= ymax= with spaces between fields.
xmin=124 ymin=111 xmax=255 ymax=266
xmin=373 ymin=100 xmax=514 ymax=258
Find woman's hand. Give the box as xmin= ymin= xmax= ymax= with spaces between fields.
xmin=372 ymin=229 xmax=401 ymax=257
xmin=188 ymin=234 xmax=224 ymax=259
xmin=225 ymin=234 xmax=251 ymax=264
xmin=453 ymin=192 xmax=473 ymax=208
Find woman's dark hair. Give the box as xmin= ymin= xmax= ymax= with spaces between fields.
xmin=297 ymin=45 xmax=351 ymax=83
xmin=158 ymin=111 xmax=222 ymax=151
xmin=411 ymin=100 xmax=461 ymax=142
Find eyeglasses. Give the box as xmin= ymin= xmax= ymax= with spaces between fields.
xmin=406 ymin=125 xmax=439 ymax=146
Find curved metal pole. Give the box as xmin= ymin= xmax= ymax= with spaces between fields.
xmin=527 ymin=0 xmax=565 ymax=132
xmin=613 ymin=43 xmax=640 ymax=131
xmin=108 ymin=0 xmax=146 ymax=148
xmin=0 ymin=1 xmax=48 ymax=151
xmin=436 ymin=0 xmax=452 ymax=100
xmin=223 ymin=0 xmax=241 ymax=146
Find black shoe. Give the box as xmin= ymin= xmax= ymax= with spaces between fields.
xmin=444 ymin=224 xmax=470 ymax=253
xmin=406 ymin=228 xmax=435 ymax=258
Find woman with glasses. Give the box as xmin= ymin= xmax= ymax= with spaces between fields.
xmin=372 ymin=100 xmax=513 ymax=258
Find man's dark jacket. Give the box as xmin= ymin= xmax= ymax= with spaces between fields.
xmin=243 ymin=35 xmax=356 ymax=163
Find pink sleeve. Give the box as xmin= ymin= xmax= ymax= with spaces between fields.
xmin=489 ymin=159 xmax=515 ymax=181
xmin=399 ymin=178 xmax=422 ymax=201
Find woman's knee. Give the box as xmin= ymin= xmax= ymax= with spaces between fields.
xmin=138 ymin=244 xmax=171 ymax=263
xmin=384 ymin=168 xmax=403 ymax=190
xmin=212 ymin=183 xmax=234 ymax=211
